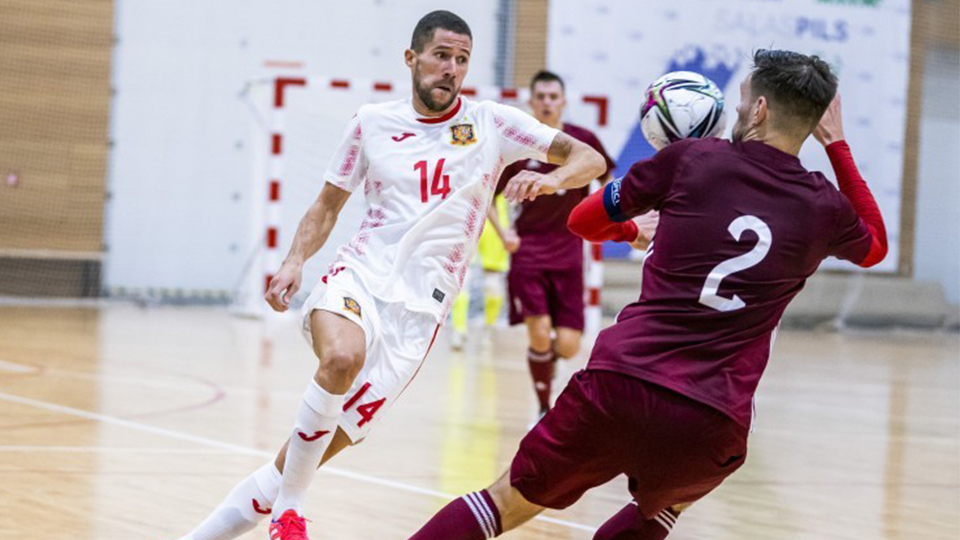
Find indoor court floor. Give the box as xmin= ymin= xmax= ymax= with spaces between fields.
xmin=0 ymin=304 xmax=957 ymax=540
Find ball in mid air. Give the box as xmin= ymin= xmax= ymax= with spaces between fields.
xmin=640 ymin=71 xmax=726 ymax=151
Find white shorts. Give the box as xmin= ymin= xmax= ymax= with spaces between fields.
xmin=300 ymin=267 xmax=440 ymax=443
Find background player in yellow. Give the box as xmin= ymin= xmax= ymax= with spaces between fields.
xmin=450 ymin=195 xmax=517 ymax=349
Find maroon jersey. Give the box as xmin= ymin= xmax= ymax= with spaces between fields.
xmin=497 ymin=123 xmax=615 ymax=270
xmin=590 ymin=138 xmax=872 ymax=427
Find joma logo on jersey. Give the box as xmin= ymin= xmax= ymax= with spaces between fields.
xmin=343 ymin=297 xmax=362 ymax=319
xmin=450 ymin=123 xmax=477 ymax=146
xmin=392 ymin=132 xmax=416 ymax=142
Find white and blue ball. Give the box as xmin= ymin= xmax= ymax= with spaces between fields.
xmin=640 ymin=71 xmax=726 ymax=151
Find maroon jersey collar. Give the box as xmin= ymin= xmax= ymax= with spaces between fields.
xmin=738 ymin=140 xmax=803 ymax=168
xmin=415 ymin=97 xmax=463 ymax=124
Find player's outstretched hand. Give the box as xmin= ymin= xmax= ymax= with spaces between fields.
xmin=503 ymin=171 xmax=561 ymax=203
xmin=630 ymin=210 xmax=660 ymax=251
xmin=813 ymin=94 xmax=844 ymax=147
xmin=264 ymin=261 xmax=302 ymax=312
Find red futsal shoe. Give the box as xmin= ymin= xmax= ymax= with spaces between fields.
xmin=269 ymin=510 xmax=310 ymax=540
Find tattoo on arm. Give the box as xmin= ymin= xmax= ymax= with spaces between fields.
xmin=547 ymin=132 xmax=575 ymax=165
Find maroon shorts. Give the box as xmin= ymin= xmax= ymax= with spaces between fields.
xmin=510 ymin=369 xmax=748 ymax=518
xmin=507 ymin=265 xmax=584 ymax=331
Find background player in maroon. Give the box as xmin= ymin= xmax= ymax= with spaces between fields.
xmin=495 ymin=70 xmax=620 ymax=416
xmin=405 ymin=50 xmax=888 ymax=540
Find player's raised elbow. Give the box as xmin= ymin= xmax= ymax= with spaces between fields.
xmin=566 ymin=209 xmax=589 ymax=240
xmin=566 ymin=201 xmax=601 ymax=242
xmin=856 ymin=230 xmax=889 ymax=268
xmin=856 ymin=244 xmax=888 ymax=268
xmin=557 ymin=135 xmax=605 ymax=184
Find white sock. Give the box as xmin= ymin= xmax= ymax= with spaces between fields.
xmin=177 ymin=461 xmax=281 ymax=540
xmin=272 ymin=380 xmax=344 ymax=518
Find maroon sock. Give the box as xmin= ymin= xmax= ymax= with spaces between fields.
xmin=409 ymin=490 xmax=502 ymax=540
xmin=593 ymin=504 xmax=678 ymax=540
xmin=527 ymin=347 xmax=556 ymax=412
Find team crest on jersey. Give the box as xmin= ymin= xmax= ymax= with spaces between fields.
xmin=343 ymin=297 xmax=362 ymax=319
xmin=450 ymin=123 xmax=477 ymax=146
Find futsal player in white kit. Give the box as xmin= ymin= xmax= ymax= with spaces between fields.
xmin=172 ymin=10 xmax=606 ymax=540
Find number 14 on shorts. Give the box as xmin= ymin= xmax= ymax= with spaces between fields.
xmin=343 ymin=382 xmax=385 ymax=427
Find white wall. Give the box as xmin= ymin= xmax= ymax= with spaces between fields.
xmin=104 ymin=2 xmax=499 ymax=295
xmin=914 ymin=46 xmax=960 ymax=305
xmin=546 ymin=0 xmax=912 ymax=272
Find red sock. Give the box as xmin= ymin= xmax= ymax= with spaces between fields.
xmin=527 ymin=348 xmax=556 ymax=412
xmin=409 ymin=490 xmax=502 ymax=540
xmin=593 ymin=504 xmax=678 ymax=540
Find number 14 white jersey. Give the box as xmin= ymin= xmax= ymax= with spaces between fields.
xmin=323 ymin=97 xmax=559 ymax=321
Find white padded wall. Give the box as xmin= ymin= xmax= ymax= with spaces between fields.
xmin=105 ymin=2 xmax=499 ymax=295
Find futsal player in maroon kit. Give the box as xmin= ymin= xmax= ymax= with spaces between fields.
xmin=406 ymin=50 xmax=887 ymax=540
xmin=496 ymin=71 xmax=618 ymax=416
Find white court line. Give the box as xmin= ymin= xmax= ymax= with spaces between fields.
xmin=0 ymin=359 xmax=38 ymax=373
xmin=0 ymin=358 xmax=304 ymax=400
xmin=0 ymin=390 xmax=597 ymax=534
xmin=0 ymin=445 xmax=237 ymax=454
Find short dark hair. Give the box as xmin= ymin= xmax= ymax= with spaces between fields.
xmin=530 ymin=70 xmax=565 ymax=91
xmin=410 ymin=10 xmax=472 ymax=52
xmin=750 ymin=49 xmax=837 ymax=134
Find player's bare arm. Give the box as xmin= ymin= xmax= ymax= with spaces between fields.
xmin=486 ymin=205 xmax=520 ymax=253
xmin=503 ymin=132 xmax=605 ymax=202
xmin=264 ymin=183 xmax=352 ymax=312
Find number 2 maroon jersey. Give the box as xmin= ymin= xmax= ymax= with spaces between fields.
xmin=590 ymin=137 xmax=873 ymax=428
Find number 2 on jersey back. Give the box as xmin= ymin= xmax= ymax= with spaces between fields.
xmin=416 ymin=159 xmax=451 ymax=203
xmin=698 ymin=215 xmax=772 ymax=312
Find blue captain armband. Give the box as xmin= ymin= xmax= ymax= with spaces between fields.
xmin=602 ymin=177 xmax=630 ymax=223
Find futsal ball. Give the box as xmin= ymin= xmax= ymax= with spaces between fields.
xmin=640 ymin=71 xmax=726 ymax=151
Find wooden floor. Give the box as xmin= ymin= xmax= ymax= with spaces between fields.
xmin=0 ymin=304 xmax=957 ymax=540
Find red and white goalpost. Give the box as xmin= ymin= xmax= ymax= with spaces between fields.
xmin=235 ymin=74 xmax=611 ymax=333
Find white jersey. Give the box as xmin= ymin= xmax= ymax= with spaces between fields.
xmin=323 ymin=96 xmax=559 ymax=321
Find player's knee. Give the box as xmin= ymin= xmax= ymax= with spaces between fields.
xmin=529 ymin=335 xmax=551 ymax=353
xmin=527 ymin=322 xmax=552 ymax=351
xmin=554 ymin=336 xmax=580 ymax=359
xmin=319 ymin=348 xmax=364 ymax=384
